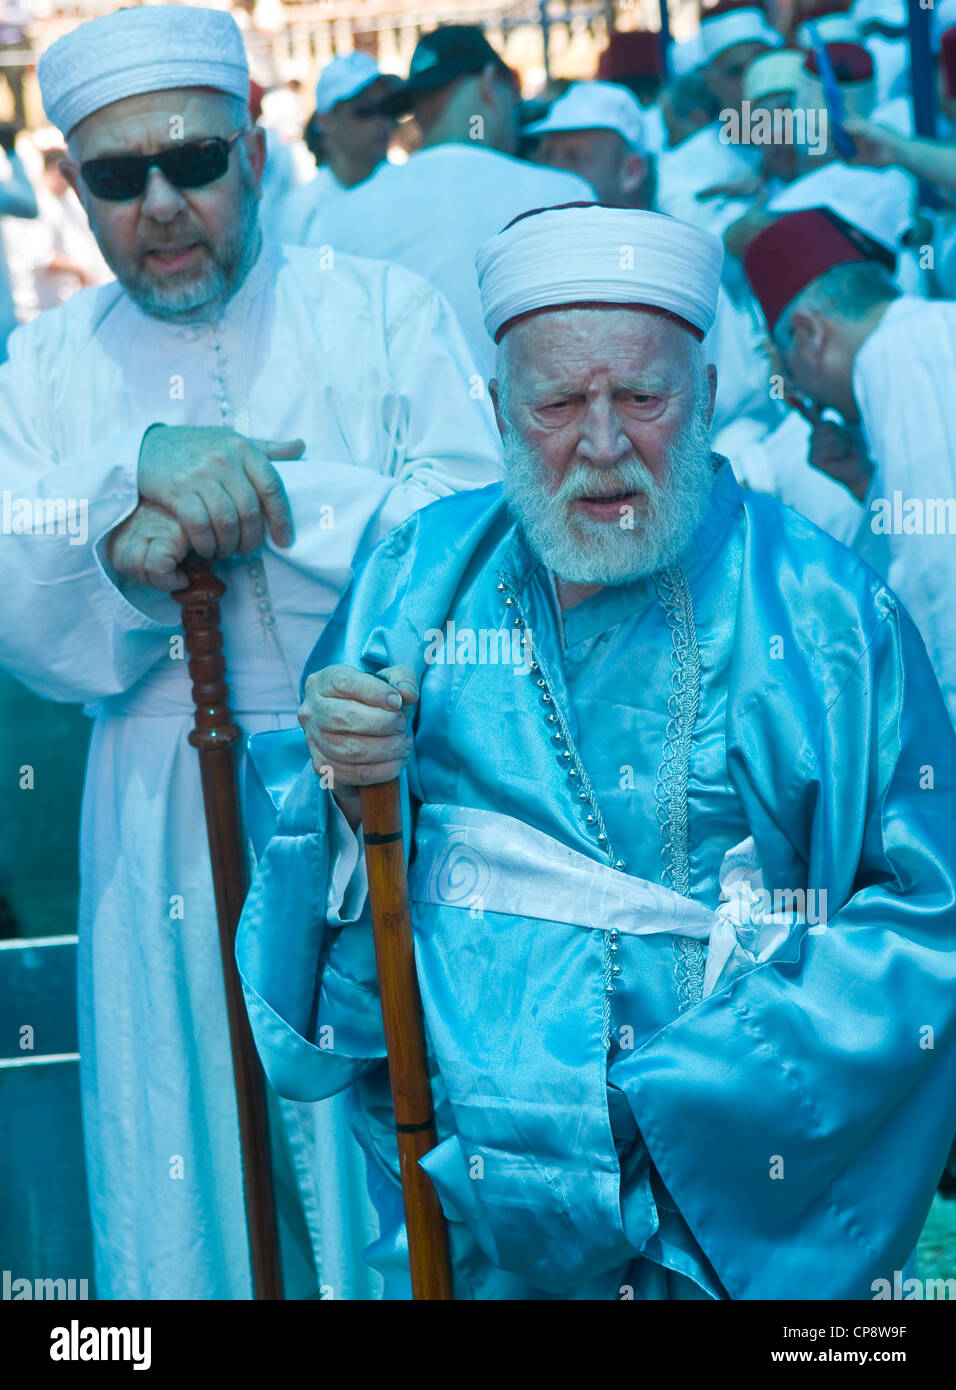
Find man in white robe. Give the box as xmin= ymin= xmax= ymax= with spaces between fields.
xmin=656 ymin=6 xmax=781 ymax=238
xmin=0 ymin=4 xmax=499 ymax=1299
xmin=274 ymin=54 xmax=395 ymax=244
xmin=745 ymin=207 xmax=956 ymax=726
xmin=293 ymin=26 xmax=594 ymax=380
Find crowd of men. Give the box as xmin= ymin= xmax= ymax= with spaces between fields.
xmin=3 ymin=0 xmax=955 ymax=1302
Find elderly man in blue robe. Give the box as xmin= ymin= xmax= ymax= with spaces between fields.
xmin=237 ymin=206 xmax=956 ymax=1300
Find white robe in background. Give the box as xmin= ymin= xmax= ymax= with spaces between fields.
xmin=655 ymin=123 xmax=758 ymax=238
xmin=705 ymin=286 xmax=781 ymax=443
xmin=0 ymin=239 xmax=501 ymax=1298
xmin=732 ymin=408 xmax=865 ymax=545
xmin=851 ymin=295 xmax=956 ymax=725
xmin=272 ymin=164 xmax=350 ymax=245
xmin=296 ymin=144 xmax=594 ymax=380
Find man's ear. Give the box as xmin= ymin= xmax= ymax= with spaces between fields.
xmin=789 ymin=308 xmax=825 ymax=360
xmin=619 ymin=152 xmax=646 ymax=199
xmin=59 ymin=159 xmax=86 ymax=209
xmin=488 ymin=378 xmax=507 ymax=441
xmin=244 ymin=126 xmax=267 ymax=190
xmin=477 ymin=63 xmax=500 ymax=107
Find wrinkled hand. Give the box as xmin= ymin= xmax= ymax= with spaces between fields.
xmin=842 ymin=118 xmax=903 ymax=170
xmin=808 ymin=421 xmax=872 ymax=501
xmin=298 ymin=664 xmax=419 ymax=827
xmin=107 ymin=501 xmax=191 ymax=591
xmin=137 ymin=424 xmax=303 ymax=560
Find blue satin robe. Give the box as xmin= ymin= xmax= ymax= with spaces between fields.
xmin=237 ymin=460 xmax=956 ymax=1299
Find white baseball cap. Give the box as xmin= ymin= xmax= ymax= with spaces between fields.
xmin=523 ymin=81 xmax=646 ymax=152
xmin=314 ymin=52 xmax=381 ymax=115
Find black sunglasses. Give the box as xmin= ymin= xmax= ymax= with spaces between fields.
xmin=79 ymin=132 xmax=244 ymax=202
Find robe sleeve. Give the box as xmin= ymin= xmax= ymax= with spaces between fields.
xmin=236 ymin=743 xmax=389 ymax=1103
xmin=237 ymin=488 xmax=509 ymax=1101
xmin=236 ymin=526 xmax=424 ymax=1102
xmin=851 ymin=308 xmax=956 ymax=724
xmin=0 ymin=323 xmax=174 ymax=703
xmin=263 ymin=268 xmax=501 ymax=594
xmin=625 ymin=594 xmax=956 ymax=1299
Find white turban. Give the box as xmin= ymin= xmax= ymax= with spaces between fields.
xmin=39 ymin=5 xmax=250 ymax=138
xmin=697 ymin=9 xmax=784 ymax=62
xmin=475 ymin=206 xmax=724 ymax=343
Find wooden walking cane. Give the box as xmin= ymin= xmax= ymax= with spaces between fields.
xmin=173 ymin=555 xmax=283 ymax=1301
xmin=360 ymin=778 xmax=453 ymax=1300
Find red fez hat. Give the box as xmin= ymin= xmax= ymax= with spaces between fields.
xmin=942 ymin=27 xmax=956 ymax=101
xmin=744 ymin=208 xmax=870 ymax=330
xmin=597 ymin=29 xmax=663 ymax=79
xmin=804 ymin=41 xmax=874 ymax=80
xmin=249 ymin=79 xmax=265 ymax=121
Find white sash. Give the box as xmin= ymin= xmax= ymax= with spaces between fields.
xmin=408 ymin=804 xmax=801 ymax=998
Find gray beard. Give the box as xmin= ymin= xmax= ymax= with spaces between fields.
xmin=501 ymin=400 xmax=717 ymax=587
xmin=97 ymin=172 xmax=261 ymax=323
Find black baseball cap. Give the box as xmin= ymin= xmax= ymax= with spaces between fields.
xmin=380 ymin=25 xmax=513 ymax=115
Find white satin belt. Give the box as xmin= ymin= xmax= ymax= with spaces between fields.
xmin=408 ymin=804 xmax=802 ymax=998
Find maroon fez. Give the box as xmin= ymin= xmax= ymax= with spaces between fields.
xmin=942 ymin=27 xmax=956 ymax=101
xmin=597 ymin=29 xmax=663 ymax=79
xmin=804 ymin=41 xmax=874 ymax=81
xmin=743 ymin=208 xmax=869 ymax=331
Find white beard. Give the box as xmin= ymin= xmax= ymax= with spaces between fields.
xmin=501 ymin=399 xmax=717 ymax=586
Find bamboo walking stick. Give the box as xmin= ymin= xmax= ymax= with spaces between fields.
xmin=359 ymin=778 xmax=453 ymax=1300
xmin=173 ymin=556 xmax=283 ymax=1301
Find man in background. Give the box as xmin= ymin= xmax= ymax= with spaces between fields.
xmin=6 ymin=146 xmax=109 ymax=318
xmin=526 ymin=80 xmax=650 ymax=208
xmin=277 ymin=53 xmax=395 ymax=243
xmin=745 ymin=207 xmax=956 ymax=726
xmin=596 ymin=28 xmax=667 ymax=156
xmin=0 ymin=123 xmax=34 ymax=355
xmin=295 ymin=25 xmax=594 ymax=378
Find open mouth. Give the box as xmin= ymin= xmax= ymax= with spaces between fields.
xmin=144 ymin=243 xmax=204 ymax=273
xmin=573 ymin=489 xmax=642 ymax=518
